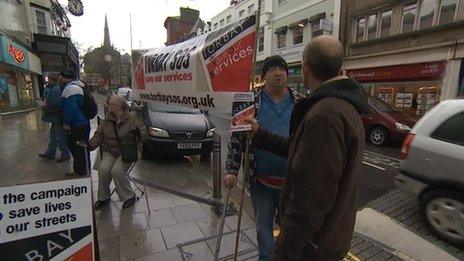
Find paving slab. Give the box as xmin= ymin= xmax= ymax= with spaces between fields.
xmin=161 ymin=221 xmax=205 ymax=249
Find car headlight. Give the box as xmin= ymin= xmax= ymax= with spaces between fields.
xmin=206 ymin=128 xmax=216 ymax=137
xmin=395 ymin=123 xmax=411 ymax=131
xmin=149 ymin=127 xmax=169 ymax=138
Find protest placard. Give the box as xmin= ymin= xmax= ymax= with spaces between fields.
xmin=0 ymin=178 xmax=94 ymax=261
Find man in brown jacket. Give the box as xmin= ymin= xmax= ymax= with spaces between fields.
xmin=245 ymin=36 xmax=368 ymax=260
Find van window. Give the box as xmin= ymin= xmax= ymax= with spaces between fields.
xmin=431 ymin=111 xmax=464 ymax=146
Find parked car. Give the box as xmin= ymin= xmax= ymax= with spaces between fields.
xmin=361 ymin=96 xmax=416 ymax=146
xmin=134 ymin=102 xmax=215 ymax=158
xmin=394 ymin=99 xmax=464 ymax=247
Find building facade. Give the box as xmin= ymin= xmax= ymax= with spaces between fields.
xmin=164 ymin=7 xmax=205 ymax=46
xmin=341 ymin=0 xmax=464 ymax=119
xmin=0 ymin=0 xmax=42 ymax=115
xmin=209 ymin=0 xmax=341 ymax=93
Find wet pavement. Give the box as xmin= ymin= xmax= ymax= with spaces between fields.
xmin=0 ymin=108 xmax=410 ymax=260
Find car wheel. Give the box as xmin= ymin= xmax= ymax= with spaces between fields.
xmin=141 ymin=146 xmax=152 ymax=160
xmin=369 ymin=126 xmax=389 ymax=146
xmin=200 ymin=151 xmax=211 ymax=161
xmin=420 ymin=189 xmax=464 ymax=247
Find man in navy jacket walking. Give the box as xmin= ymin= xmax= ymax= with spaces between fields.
xmin=60 ymin=69 xmax=90 ymax=176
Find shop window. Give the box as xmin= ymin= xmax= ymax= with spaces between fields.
xmin=226 ymin=15 xmax=231 ymax=24
xmin=418 ymin=0 xmax=437 ymax=30
xmin=402 ymin=2 xmax=418 ymax=33
xmin=380 ymin=10 xmax=392 ymax=38
xmin=277 ymin=32 xmax=286 ymax=49
xmin=239 ymin=10 xmax=244 ymax=18
xmin=220 ymin=19 xmax=224 ymax=27
xmin=293 ymin=26 xmax=303 ymax=45
xmin=248 ymin=4 xmax=254 ymax=14
xmin=367 ymin=14 xmax=378 ymax=40
xmin=258 ymin=27 xmax=264 ymax=52
xmin=355 ymin=17 xmax=366 ymax=42
xmin=431 ymin=112 xmax=464 ymax=146
xmin=36 ymin=10 xmax=47 ymax=34
xmin=438 ymin=0 xmax=458 ymax=25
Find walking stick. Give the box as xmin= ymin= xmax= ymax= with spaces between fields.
xmin=214 ymin=188 xmax=231 ymax=261
xmin=233 ymin=135 xmax=251 ymax=261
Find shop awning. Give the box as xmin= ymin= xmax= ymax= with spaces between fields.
xmin=308 ymin=12 xmax=326 ymax=23
xmin=33 ymin=34 xmax=79 ymax=73
xmin=274 ymin=26 xmax=287 ymax=34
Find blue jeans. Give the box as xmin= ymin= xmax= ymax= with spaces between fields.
xmin=45 ymin=123 xmax=70 ymax=158
xmin=250 ymin=182 xmax=281 ymax=261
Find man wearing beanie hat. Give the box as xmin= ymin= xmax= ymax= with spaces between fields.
xmin=224 ymin=55 xmax=302 ymax=261
xmin=60 ymin=69 xmax=91 ymax=177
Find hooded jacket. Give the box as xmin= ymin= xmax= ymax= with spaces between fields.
xmin=88 ymin=111 xmax=148 ymax=155
xmin=254 ymin=77 xmax=368 ymax=261
xmin=61 ymin=80 xmax=89 ymax=126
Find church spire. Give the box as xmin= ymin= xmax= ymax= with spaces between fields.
xmin=104 ymin=14 xmax=111 ymax=47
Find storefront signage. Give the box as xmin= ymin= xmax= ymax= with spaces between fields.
xmin=347 ymin=62 xmax=446 ymax=83
xmin=132 ymin=15 xmax=257 ymax=115
xmin=0 ymin=35 xmax=30 ymax=71
xmin=0 ymin=178 xmax=95 ymax=260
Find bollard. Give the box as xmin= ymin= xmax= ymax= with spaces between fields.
xmin=212 ymin=132 xmax=222 ymax=200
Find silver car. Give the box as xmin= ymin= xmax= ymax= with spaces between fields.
xmin=395 ymin=99 xmax=464 ymax=247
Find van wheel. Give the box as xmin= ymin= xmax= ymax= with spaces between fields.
xmin=369 ymin=127 xmax=389 ymax=146
xmin=141 ymin=146 xmax=152 ymax=160
xmin=420 ymin=189 xmax=464 ymax=247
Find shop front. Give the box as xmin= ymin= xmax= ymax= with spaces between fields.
xmin=347 ymin=61 xmax=446 ymax=119
xmin=0 ymin=35 xmax=42 ymax=115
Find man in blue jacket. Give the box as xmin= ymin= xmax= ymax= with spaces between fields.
xmin=60 ymin=69 xmax=90 ymax=176
xmin=39 ymin=73 xmax=70 ymax=162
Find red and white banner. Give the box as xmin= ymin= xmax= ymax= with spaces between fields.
xmin=132 ymin=15 xmax=256 ymax=115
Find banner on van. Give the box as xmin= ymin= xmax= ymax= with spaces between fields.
xmin=132 ymin=15 xmax=257 ymax=115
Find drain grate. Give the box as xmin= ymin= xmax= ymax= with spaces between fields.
xmin=212 ymin=203 xmax=237 ymax=218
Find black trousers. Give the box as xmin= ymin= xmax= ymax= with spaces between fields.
xmin=66 ymin=124 xmax=91 ymax=176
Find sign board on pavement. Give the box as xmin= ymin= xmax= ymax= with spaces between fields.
xmin=0 ymin=178 xmax=94 ymax=261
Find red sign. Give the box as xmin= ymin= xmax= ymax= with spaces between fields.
xmin=347 ymin=62 xmax=446 ymax=82
xmin=206 ymin=32 xmax=255 ymax=92
xmin=8 ymin=43 xmax=26 ymax=64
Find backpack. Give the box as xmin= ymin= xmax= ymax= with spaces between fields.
xmin=82 ymin=89 xmax=98 ymax=119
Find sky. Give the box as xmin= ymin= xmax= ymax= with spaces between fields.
xmin=59 ymin=0 xmax=231 ymax=55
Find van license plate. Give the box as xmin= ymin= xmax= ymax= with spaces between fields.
xmin=177 ymin=143 xmax=202 ymax=149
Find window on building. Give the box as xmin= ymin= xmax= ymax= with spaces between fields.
xmin=402 ymin=2 xmax=418 ymax=33
xmin=380 ymin=10 xmax=392 ymax=38
xmin=226 ymin=15 xmax=232 ymax=23
xmin=258 ymin=27 xmax=264 ymax=52
xmin=293 ymin=26 xmax=303 ymax=45
xmin=438 ymin=0 xmax=458 ymax=25
xmin=239 ymin=10 xmax=245 ymax=18
xmin=36 ymin=10 xmax=47 ymax=34
xmin=220 ymin=19 xmax=225 ymax=27
xmin=355 ymin=17 xmax=366 ymax=42
xmin=418 ymin=0 xmax=437 ymax=30
xmin=278 ymin=0 xmax=287 ymax=5
xmin=277 ymin=32 xmax=286 ymax=49
xmin=367 ymin=14 xmax=378 ymax=40
xmin=248 ymin=4 xmax=254 ymax=13
xmin=214 ymin=23 xmax=218 ymax=29
xmin=431 ymin=112 xmax=464 ymax=146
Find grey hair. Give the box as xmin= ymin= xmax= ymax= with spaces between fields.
xmin=110 ymin=95 xmax=128 ymax=111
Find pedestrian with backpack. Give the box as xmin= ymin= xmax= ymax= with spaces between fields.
xmin=60 ymin=69 xmax=93 ymax=177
